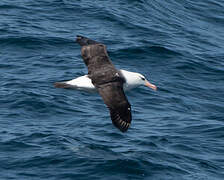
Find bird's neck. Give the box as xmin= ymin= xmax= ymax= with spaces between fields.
xmin=119 ymin=69 xmax=141 ymax=91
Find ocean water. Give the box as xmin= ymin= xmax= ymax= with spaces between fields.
xmin=1 ymin=0 xmax=224 ymax=179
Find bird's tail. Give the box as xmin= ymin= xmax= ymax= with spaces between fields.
xmin=54 ymin=82 xmax=73 ymax=89
xmin=76 ymin=35 xmax=100 ymax=46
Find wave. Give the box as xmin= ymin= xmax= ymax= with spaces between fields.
xmin=0 ymin=36 xmax=75 ymax=49
xmin=111 ymin=45 xmax=181 ymax=58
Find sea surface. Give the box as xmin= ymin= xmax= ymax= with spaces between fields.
xmin=1 ymin=0 xmax=224 ymax=179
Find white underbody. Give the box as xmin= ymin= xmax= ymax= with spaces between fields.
xmin=65 ymin=69 xmax=144 ymax=92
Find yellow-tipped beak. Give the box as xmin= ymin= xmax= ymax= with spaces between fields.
xmin=145 ymin=80 xmax=157 ymax=91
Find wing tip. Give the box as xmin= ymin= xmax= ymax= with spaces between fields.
xmin=113 ymin=120 xmax=131 ymax=133
xmin=76 ymin=35 xmax=100 ymax=46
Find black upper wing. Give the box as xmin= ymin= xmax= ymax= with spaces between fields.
xmin=98 ymin=82 xmax=132 ymax=132
xmin=76 ymin=36 xmax=132 ymax=132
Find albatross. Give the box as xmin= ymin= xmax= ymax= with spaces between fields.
xmin=54 ymin=36 xmax=157 ymax=132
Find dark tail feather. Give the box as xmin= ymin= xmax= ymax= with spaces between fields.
xmin=76 ymin=35 xmax=100 ymax=46
xmin=54 ymin=82 xmax=72 ymax=89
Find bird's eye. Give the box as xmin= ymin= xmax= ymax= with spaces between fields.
xmin=141 ymin=77 xmax=145 ymax=81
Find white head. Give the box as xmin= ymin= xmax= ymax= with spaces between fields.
xmin=120 ymin=69 xmax=157 ymax=91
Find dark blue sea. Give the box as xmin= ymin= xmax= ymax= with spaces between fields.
xmin=1 ymin=0 xmax=224 ymax=179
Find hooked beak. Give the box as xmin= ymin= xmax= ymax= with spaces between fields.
xmin=145 ymin=80 xmax=157 ymax=91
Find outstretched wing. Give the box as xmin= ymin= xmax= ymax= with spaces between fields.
xmin=76 ymin=36 xmax=132 ymax=132
xmin=76 ymin=35 xmax=116 ymax=78
xmin=98 ymin=82 xmax=132 ymax=132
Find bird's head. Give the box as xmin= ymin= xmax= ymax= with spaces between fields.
xmin=137 ymin=73 xmax=157 ymax=91
xmin=120 ymin=70 xmax=157 ymax=91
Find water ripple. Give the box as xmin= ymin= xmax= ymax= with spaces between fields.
xmin=1 ymin=0 xmax=224 ymax=179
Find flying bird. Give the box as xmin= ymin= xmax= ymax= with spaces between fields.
xmin=54 ymin=36 xmax=157 ymax=132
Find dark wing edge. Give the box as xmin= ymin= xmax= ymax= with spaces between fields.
xmin=76 ymin=35 xmax=100 ymax=46
xmin=98 ymin=83 xmax=132 ymax=132
xmin=109 ymin=102 xmax=132 ymax=132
